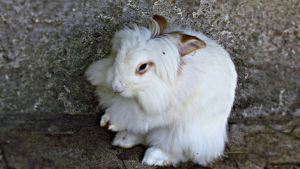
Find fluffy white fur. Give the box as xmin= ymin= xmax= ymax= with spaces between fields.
xmin=85 ymin=16 xmax=237 ymax=166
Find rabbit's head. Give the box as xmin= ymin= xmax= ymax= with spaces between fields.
xmin=106 ymin=15 xmax=206 ymax=113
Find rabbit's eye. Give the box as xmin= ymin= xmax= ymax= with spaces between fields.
xmin=136 ymin=63 xmax=151 ymax=75
xmin=139 ymin=63 xmax=148 ymax=71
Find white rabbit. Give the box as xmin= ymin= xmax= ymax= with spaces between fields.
xmin=85 ymin=15 xmax=237 ymax=166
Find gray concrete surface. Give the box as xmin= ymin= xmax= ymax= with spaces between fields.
xmin=0 ymin=0 xmax=299 ymax=168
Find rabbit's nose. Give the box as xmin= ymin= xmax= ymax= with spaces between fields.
xmin=111 ymin=78 xmax=123 ymax=93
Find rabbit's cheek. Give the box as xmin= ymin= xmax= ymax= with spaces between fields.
xmin=105 ymin=68 xmax=114 ymax=87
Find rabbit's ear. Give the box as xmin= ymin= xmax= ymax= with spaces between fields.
xmin=166 ymin=32 xmax=207 ymax=57
xmin=149 ymin=15 xmax=167 ymax=38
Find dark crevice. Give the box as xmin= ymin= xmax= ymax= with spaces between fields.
xmin=0 ymin=144 xmax=9 ymax=169
xmin=290 ymin=124 xmax=297 ymax=133
xmin=121 ymin=160 xmax=127 ymax=169
xmin=269 ymin=162 xmax=300 ymax=168
xmin=225 ymin=145 xmax=240 ymax=169
xmin=117 ymin=148 xmax=127 ymax=169
xmin=228 ymin=116 xmax=294 ymax=125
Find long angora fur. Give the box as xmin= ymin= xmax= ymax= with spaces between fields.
xmin=85 ymin=15 xmax=237 ymax=166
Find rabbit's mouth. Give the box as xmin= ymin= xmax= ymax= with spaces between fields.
xmin=117 ymin=90 xmax=134 ymax=99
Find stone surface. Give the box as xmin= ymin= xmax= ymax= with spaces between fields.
xmin=0 ymin=113 xmax=299 ymax=169
xmin=0 ymin=0 xmax=299 ymax=168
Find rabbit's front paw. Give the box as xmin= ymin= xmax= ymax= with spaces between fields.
xmin=112 ymin=131 xmax=145 ymax=148
xmin=100 ymin=113 xmax=119 ymax=131
xmin=108 ymin=124 xmax=119 ymax=132
xmin=142 ymin=147 xmax=174 ymax=166
xmin=100 ymin=113 xmax=110 ymax=127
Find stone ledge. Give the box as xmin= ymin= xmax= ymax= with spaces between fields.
xmin=0 ymin=113 xmax=299 ymax=168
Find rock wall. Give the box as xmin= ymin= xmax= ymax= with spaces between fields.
xmin=1 ymin=0 xmax=299 ymax=117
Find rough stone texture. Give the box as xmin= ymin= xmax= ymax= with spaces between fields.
xmin=0 ymin=0 xmax=299 ymax=168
